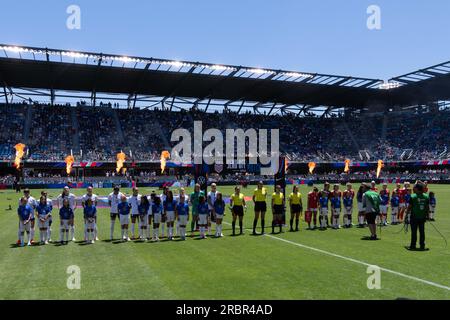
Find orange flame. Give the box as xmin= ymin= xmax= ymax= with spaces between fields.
xmin=376 ymin=160 xmax=384 ymax=178
xmin=14 ymin=143 xmax=26 ymax=170
xmin=116 ymin=151 xmax=126 ymax=173
xmin=308 ymin=162 xmax=316 ymax=174
xmin=64 ymin=155 xmax=74 ymax=175
xmin=344 ymin=159 xmax=351 ymax=173
xmin=161 ymin=150 xmax=171 ymax=173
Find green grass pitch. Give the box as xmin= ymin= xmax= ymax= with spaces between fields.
xmin=0 ymin=184 xmax=449 ymax=300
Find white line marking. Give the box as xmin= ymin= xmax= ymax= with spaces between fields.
xmin=222 ymin=222 xmax=450 ymax=291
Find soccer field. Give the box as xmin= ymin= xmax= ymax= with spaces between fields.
xmin=0 ymin=184 xmax=449 ymax=300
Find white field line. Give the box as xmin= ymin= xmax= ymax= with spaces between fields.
xmin=222 ymin=221 xmax=450 ymax=292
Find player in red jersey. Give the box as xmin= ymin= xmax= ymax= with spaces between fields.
xmin=370 ymin=181 xmax=378 ymax=192
xmin=398 ymin=182 xmax=411 ymax=222
xmin=423 ymin=181 xmax=429 ymax=193
xmin=306 ymin=187 xmax=320 ymax=230
xmin=342 ymin=183 xmax=355 ymax=228
xmin=379 ymin=183 xmax=390 ymax=226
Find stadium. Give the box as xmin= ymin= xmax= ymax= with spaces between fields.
xmin=0 ymin=2 xmax=449 ymax=303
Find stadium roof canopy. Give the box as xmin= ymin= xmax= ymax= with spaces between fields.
xmin=0 ymin=44 xmax=449 ymax=115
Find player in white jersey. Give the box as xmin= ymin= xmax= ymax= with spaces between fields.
xmin=57 ymin=186 xmax=77 ymax=241
xmin=127 ymin=187 xmax=142 ymax=239
xmin=17 ymin=189 xmax=38 ymax=245
xmin=207 ymin=183 xmax=218 ymax=236
xmin=108 ymin=185 xmax=124 ymax=240
xmin=81 ymin=186 xmax=99 ymax=240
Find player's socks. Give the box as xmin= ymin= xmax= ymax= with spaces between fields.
xmin=272 ymin=221 xmax=275 ymax=233
xmin=65 ymin=229 xmax=69 ymax=242
xmin=60 ymin=227 xmax=64 ymax=242
xmin=239 ymin=221 xmax=243 ymax=234
xmin=70 ymin=225 xmax=75 ymax=240
xmin=110 ymin=220 xmax=115 ymax=239
xmin=48 ymin=227 xmax=52 ymax=241
xmin=30 ymin=227 xmax=35 ymax=242
xmin=190 ymin=220 xmax=195 ymax=232
xmin=232 ymin=221 xmax=236 ymax=235
xmin=161 ymin=224 xmax=165 ymax=237
xmin=289 ymin=218 xmax=293 ymax=230
xmin=131 ymin=223 xmax=135 ymax=238
xmin=169 ymin=227 xmax=173 ymax=238
xmin=261 ymin=219 xmax=265 ymax=234
xmin=344 ymin=216 xmax=348 ymax=226
xmin=295 ymin=218 xmax=299 ymax=230
xmin=253 ymin=219 xmax=257 ymax=233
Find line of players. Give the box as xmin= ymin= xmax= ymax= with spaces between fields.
xmin=301 ymin=181 xmax=437 ymax=232
xmin=15 ymin=180 xmax=437 ymax=246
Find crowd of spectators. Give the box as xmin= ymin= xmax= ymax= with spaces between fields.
xmin=0 ymin=102 xmax=449 ymax=163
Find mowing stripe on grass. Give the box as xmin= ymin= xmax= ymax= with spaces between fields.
xmin=222 ymin=222 xmax=450 ymax=292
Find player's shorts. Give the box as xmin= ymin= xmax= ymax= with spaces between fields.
xmin=232 ymin=206 xmax=244 ymax=217
xmin=254 ymin=201 xmax=267 ymax=212
xmin=391 ymin=207 xmax=399 ymax=215
xmin=178 ymin=215 xmax=188 ymax=225
xmin=399 ymin=203 xmax=406 ymax=209
xmin=273 ymin=204 xmax=284 ymax=215
xmin=357 ymin=202 xmax=363 ymax=212
xmin=38 ymin=217 xmax=49 ymax=228
xmin=320 ymin=208 xmax=328 ymax=216
xmin=429 ymin=205 xmax=435 ymax=213
xmin=380 ymin=205 xmax=388 ymax=214
xmin=19 ymin=221 xmax=31 ymax=232
xmin=85 ymin=218 xmax=96 ymax=230
xmin=110 ymin=212 xmax=119 ymax=219
xmin=60 ymin=219 xmax=70 ymax=229
xmin=139 ymin=217 xmax=148 ymax=227
xmin=344 ymin=207 xmax=352 ymax=215
xmin=119 ymin=214 xmax=130 ymax=225
xmin=165 ymin=211 xmax=175 ymax=222
xmin=290 ymin=204 xmax=302 ymax=213
xmin=308 ymin=207 xmax=318 ymax=215
xmin=332 ymin=208 xmax=341 ymax=216
xmin=365 ymin=212 xmax=377 ymax=224
xmin=215 ymin=214 xmax=224 ymax=220
xmin=153 ymin=213 xmax=162 ymax=224
xmin=198 ymin=214 xmax=208 ymax=225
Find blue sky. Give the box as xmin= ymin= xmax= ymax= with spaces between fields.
xmin=0 ymin=0 xmax=449 ymax=80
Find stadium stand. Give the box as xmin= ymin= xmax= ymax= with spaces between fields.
xmin=0 ymin=102 xmax=449 ymax=162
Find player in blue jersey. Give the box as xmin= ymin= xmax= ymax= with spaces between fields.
xmin=138 ymin=195 xmax=151 ymax=240
xmin=390 ymin=190 xmax=400 ymax=225
xmin=164 ymin=190 xmax=177 ymax=240
xmin=59 ymin=198 xmax=74 ymax=244
xmin=40 ymin=191 xmax=54 ymax=242
xmin=118 ymin=195 xmax=131 ymax=241
xmin=428 ymin=191 xmax=436 ymax=221
xmin=151 ymin=196 xmax=163 ymax=241
xmin=213 ymin=192 xmax=225 ymax=237
xmin=17 ymin=197 xmax=33 ymax=246
xmin=330 ymin=184 xmax=342 ymax=229
xmin=175 ymin=196 xmax=190 ymax=240
xmin=83 ymin=199 xmax=97 ymax=244
xmin=342 ymin=183 xmax=355 ymax=228
xmin=197 ymin=196 xmax=210 ymax=239
xmin=36 ymin=196 xmax=52 ymax=244
xmin=379 ymin=183 xmax=390 ymax=226
xmin=319 ymin=191 xmax=329 ymax=230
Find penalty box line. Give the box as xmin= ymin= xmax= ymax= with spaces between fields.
xmin=221 ymin=222 xmax=450 ymax=292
